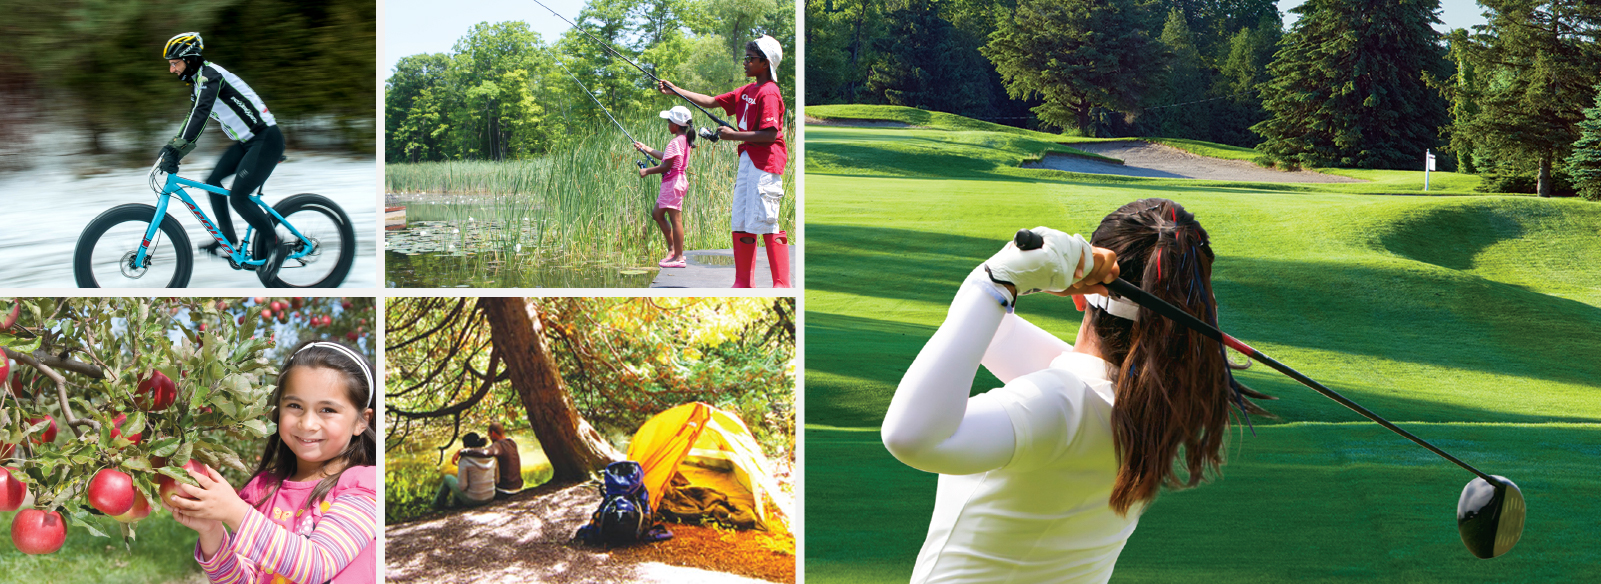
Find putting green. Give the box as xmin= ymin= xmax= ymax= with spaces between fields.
xmin=802 ymin=106 xmax=1601 ymax=582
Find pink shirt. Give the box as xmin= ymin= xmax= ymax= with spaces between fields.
xmin=196 ymin=465 xmax=378 ymax=584
xmin=660 ymin=133 xmax=690 ymax=198
xmin=713 ymin=81 xmax=787 ymax=175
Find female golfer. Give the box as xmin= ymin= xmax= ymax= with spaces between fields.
xmin=634 ymin=105 xmax=697 ymax=269
xmin=882 ymin=199 xmax=1264 ymax=583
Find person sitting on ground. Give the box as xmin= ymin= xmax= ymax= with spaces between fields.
xmin=473 ymin=422 xmax=524 ymax=499
xmin=433 ymin=433 xmax=496 ymax=509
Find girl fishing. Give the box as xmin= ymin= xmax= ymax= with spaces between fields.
xmin=656 ymin=35 xmax=789 ymax=287
xmin=166 ymin=341 xmax=378 ymax=583
xmin=882 ymin=199 xmax=1270 ymax=583
xmin=634 ymin=105 xmax=696 ymax=269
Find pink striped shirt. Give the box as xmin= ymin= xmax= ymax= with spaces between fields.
xmin=195 ymin=465 xmax=378 ymax=584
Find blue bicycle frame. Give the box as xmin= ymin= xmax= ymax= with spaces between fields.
xmin=136 ymin=171 xmax=313 ymax=270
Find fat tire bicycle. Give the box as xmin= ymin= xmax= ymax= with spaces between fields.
xmin=73 ymin=157 xmax=355 ymax=288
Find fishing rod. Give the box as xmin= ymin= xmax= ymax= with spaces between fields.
xmin=555 ymin=58 xmax=655 ymax=169
xmin=532 ymin=0 xmax=735 ymax=140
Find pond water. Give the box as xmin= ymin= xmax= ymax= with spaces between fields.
xmin=385 ymin=195 xmax=659 ymax=288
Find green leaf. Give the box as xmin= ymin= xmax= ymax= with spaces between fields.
xmin=156 ymin=466 xmax=199 ymax=487
xmin=241 ymin=419 xmax=272 ymax=438
xmin=122 ymin=411 xmax=145 ymax=438
xmin=173 ymin=441 xmax=193 ymax=466
xmin=121 ymin=457 xmax=153 ymax=472
xmin=149 ymin=437 xmax=181 ymax=457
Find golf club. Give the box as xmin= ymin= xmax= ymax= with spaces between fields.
xmin=1013 ymin=229 xmax=1525 ymax=559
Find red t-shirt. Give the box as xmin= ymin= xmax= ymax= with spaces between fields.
xmin=714 ymin=81 xmax=787 ymax=175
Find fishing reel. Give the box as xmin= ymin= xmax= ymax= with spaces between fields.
xmin=636 ymin=160 xmax=648 ymax=170
xmin=697 ymin=126 xmax=721 ymax=142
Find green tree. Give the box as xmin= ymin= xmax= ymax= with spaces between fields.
xmin=1253 ymin=0 xmax=1451 ymax=170
xmin=386 ymin=53 xmax=455 ymax=163
xmin=982 ymin=0 xmax=1167 ymax=134
xmin=1567 ymin=83 xmax=1601 ymax=201
xmin=1145 ymin=8 xmax=1210 ymax=139
xmin=863 ymin=0 xmax=989 ymax=113
xmin=1449 ymin=0 xmax=1601 ymax=196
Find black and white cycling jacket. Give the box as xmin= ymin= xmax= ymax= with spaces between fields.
xmin=177 ymin=61 xmax=277 ymax=144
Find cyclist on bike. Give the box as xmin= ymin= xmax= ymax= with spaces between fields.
xmin=159 ymin=32 xmax=291 ymax=279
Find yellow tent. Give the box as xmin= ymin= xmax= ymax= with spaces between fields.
xmin=626 ymin=402 xmax=788 ymax=532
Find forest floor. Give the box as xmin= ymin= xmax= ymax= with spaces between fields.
xmin=1024 ymin=140 xmax=1366 ymax=183
xmin=385 ymin=480 xmax=795 ymax=584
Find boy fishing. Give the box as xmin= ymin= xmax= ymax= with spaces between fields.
xmin=656 ymin=35 xmax=789 ymax=288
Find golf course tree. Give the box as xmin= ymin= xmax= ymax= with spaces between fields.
xmin=0 ymin=298 xmax=282 ymax=552
xmin=1567 ymin=83 xmax=1601 ymax=200
xmin=1442 ymin=0 xmax=1601 ymax=197
xmin=1252 ymin=0 xmax=1452 ymax=170
xmin=982 ymin=0 xmax=1168 ymax=135
xmin=385 ymin=297 xmax=797 ymax=484
xmin=861 ymin=0 xmax=992 ymax=114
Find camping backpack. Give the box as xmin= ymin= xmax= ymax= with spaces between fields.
xmin=576 ymin=461 xmax=672 ymax=546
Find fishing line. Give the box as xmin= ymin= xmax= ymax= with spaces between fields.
xmin=532 ymin=0 xmax=735 ymax=135
xmin=555 ymin=58 xmax=655 ymax=168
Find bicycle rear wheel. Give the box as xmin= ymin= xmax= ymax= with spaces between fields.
xmin=254 ymin=193 xmax=355 ymax=288
xmin=73 ymin=204 xmax=193 ymax=288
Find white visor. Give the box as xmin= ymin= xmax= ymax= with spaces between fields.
xmin=1085 ymin=293 xmax=1142 ymax=321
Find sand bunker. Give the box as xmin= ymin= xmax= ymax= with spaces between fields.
xmin=804 ymin=116 xmax=917 ymax=128
xmin=1025 ymin=140 xmax=1365 ymax=184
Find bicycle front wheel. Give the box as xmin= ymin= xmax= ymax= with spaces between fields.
xmin=73 ymin=204 xmax=193 ymax=288
xmin=255 ymin=193 xmax=356 ymax=288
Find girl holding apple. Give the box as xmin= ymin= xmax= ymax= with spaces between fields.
xmin=165 ymin=341 xmax=378 ymax=583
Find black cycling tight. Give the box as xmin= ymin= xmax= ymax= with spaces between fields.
xmin=205 ymin=125 xmax=284 ymax=258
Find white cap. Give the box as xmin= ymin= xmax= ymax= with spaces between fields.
xmin=754 ymin=35 xmax=782 ymax=82
xmin=659 ymin=105 xmax=692 ymax=126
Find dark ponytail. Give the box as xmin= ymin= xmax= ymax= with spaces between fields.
xmin=1089 ymin=198 xmax=1270 ymax=516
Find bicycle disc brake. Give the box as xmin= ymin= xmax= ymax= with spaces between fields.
xmin=120 ymin=250 xmax=148 ymax=279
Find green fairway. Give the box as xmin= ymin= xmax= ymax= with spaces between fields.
xmin=802 ymin=105 xmax=1601 ymax=582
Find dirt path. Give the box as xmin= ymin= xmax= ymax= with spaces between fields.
xmin=385 ymin=481 xmax=789 ymax=584
xmin=1024 ymin=140 xmax=1364 ymax=183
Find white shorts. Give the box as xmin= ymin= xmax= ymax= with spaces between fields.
xmin=731 ymin=152 xmax=784 ymax=234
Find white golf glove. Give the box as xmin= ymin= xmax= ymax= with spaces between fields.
xmin=976 ymin=227 xmax=1094 ymax=307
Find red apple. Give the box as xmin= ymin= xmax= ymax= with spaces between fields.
xmin=26 ymin=416 xmax=56 ymax=444
xmin=11 ymin=509 xmax=66 ymax=554
xmin=342 ymin=300 xmax=352 ymax=310
xmin=111 ymin=489 xmax=151 ymax=523
xmin=0 ymin=358 xmax=8 ymax=390
xmin=156 ymin=460 xmax=211 ymax=508
xmin=345 ymin=331 xmax=358 ymax=342
xmin=110 ymin=413 xmax=142 ymax=445
xmin=261 ymin=309 xmax=273 ymax=320
xmin=216 ymin=300 xmax=228 ymax=311
xmin=0 ymin=467 xmax=26 ymax=512
xmin=237 ymin=315 xmax=246 ymax=325
xmin=88 ymin=469 xmax=135 ymax=516
xmin=135 ymin=370 xmax=177 ymax=412
xmin=271 ymin=301 xmax=284 ymax=312
xmin=292 ymin=297 xmax=304 ymax=309
xmin=197 ymin=322 xmax=207 ymax=332
xmin=0 ymin=443 xmax=13 ymax=461
xmin=253 ymin=296 xmax=267 ymax=305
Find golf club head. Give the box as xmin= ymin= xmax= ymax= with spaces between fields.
xmin=1458 ymin=475 xmax=1524 ymax=559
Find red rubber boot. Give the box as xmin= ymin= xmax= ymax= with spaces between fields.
xmin=764 ymin=231 xmax=791 ymax=288
xmin=732 ymin=231 xmax=758 ymax=288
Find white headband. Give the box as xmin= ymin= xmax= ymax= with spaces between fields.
xmin=1085 ymin=294 xmax=1142 ymax=321
xmin=294 ymin=342 xmax=374 ymax=408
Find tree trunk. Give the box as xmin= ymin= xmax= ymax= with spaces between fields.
xmin=480 ymin=297 xmax=622 ymax=482
xmin=1538 ymin=154 xmax=1553 ymax=197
